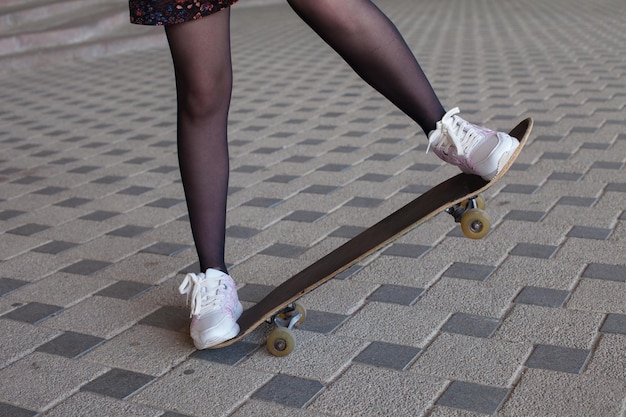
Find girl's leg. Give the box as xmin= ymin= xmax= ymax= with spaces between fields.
xmin=166 ymin=11 xmax=242 ymax=350
xmin=286 ymin=0 xmax=446 ymax=134
xmin=165 ymin=12 xmax=232 ymax=273
xmin=286 ymin=0 xmax=519 ymax=180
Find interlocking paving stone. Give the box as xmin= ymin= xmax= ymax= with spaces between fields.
xmin=138 ymin=306 xmax=188 ymax=332
xmin=345 ymin=197 xmax=384 ymax=208
xmin=436 ymin=381 xmax=509 ymax=415
xmin=556 ymin=196 xmax=597 ymax=207
xmin=601 ymin=313 xmax=626 ymax=335
xmin=35 ymin=331 xmax=105 ymax=358
xmin=81 ymin=368 xmax=155 ymax=400
xmin=582 ymin=263 xmax=626 ymax=282
xmin=226 ymin=225 xmax=261 ymax=239
xmin=192 ymin=342 xmax=259 ymax=366
xmin=60 ymin=259 xmax=112 ymax=275
xmin=504 ymin=210 xmax=546 ymax=222
xmin=95 ymin=281 xmax=153 ymax=300
xmin=442 ymin=262 xmax=496 ymax=281
xmin=237 ymin=283 xmax=274 ymax=303
xmin=0 ymin=277 xmax=28 ymax=296
xmin=367 ymin=284 xmax=424 ymax=305
xmin=252 ymin=374 xmax=324 ymax=408
xmin=510 ymin=243 xmax=559 ymax=259
xmin=381 ymin=243 xmax=430 ymax=259
xmin=0 ymin=210 xmax=26 ymax=220
xmin=107 ymin=225 xmax=152 ymax=238
xmin=7 ymin=223 xmax=51 ymax=236
xmin=442 ymin=312 xmax=501 ymax=338
xmin=243 ymin=197 xmax=284 ymax=208
xmin=354 ymin=341 xmax=421 ymax=370
xmin=514 ymin=286 xmax=570 ymax=308
xmin=140 ymin=242 xmax=191 ymax=257
xmin=297 ymin=310 xmax=349 ymax=334
xmin=260 ymin=243 xmax=307 ymax=259
xmin=0 ymin=403 xmax=37 ymax=417
xmin=3 ymin=302 xmax=64 ymax=324
xmin=525 ymin=344 xmax=590 ymax=374
xmin=567 ymin=225 xmax=613 ymax=240
xmin=283 ymin=210 xmax=326 ymax=222
xmin=80 ymin=210 xmax=121 ymax=221
xmin=32 ymin=240 xmax=78 ymax=255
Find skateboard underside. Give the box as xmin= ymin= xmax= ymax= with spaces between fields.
xmin=212 ymin=117 xmax=533 ymax=355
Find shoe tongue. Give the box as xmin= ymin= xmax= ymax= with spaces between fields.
xmin=204 ymin=268 xmax=226 ymax=280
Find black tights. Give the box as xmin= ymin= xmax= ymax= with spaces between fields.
xmin=166 ymin=1 xmax=445 ymax=273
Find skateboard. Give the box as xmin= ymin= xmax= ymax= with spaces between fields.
xmin=213 ymin=118 xmax=533 ymax=356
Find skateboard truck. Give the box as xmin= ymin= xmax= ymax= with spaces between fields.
xmin=446 ymin=195 xmax=491 ymax=239
xmin=265 ymin=303 xmax=307 ymax=356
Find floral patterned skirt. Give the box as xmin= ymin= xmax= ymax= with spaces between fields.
xmin=129 ymin=0 xmax=239 ymax=26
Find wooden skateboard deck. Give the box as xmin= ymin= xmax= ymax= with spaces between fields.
xmin=213 ymin=117 xmax=533 ymax=353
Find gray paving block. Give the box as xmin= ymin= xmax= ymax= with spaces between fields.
xmin=436 ymin=381 xmax=508 ymax=415
xmin=32 ymin=240 xmax=78 ymax=255
xmin=35 ymin=331 xmax=104 ymax=359
xmin=107 ymin=225 xmax=152 ymax=238
xmin=81 ymin=368 xmax=155 ymax=400
xmin=525 ymin=344 xmax=590 ymax=374
xmin=192 ymin=341 xmax=259 ymax=366
xmin=514 ymin=286 xmax=570 ymax=308
xmin=382 ymin=243 xmax=431 ymax=259
xmin=60 ymin=259 xmax=112 ymax=275
xmin=6 ymin=223 xmax=51 ymax=236
xmin=0 ymin=403 xmax=38 ymax=417
xmin=95 ymin=281 xmax=154 ymax=300
xmin=442 ymin=262 xmax=496 ymax=281
xmin=252 ymin=374 xmax=324 ymax=408
xmin=138 ymin=306 xmax=188 ymax=333
xmin=3 ymin=302 xmax=64 ymax=324
xmin=582 ymin=263 xmax=626 ymax=282
xmin=367 ymin=284 xmax=424 ymax=306
xmin=0 ymin=277 xmax=28 ymax=296
xmin=503 ymin=210 xmax=546 ymax=222
xmin=601 ymin=313 xmax=626 ymax=335
xmin=260 ymin=243 xmax=307 ymax=259
xmin=567 ymin=225 xmax=613 ymax=240
xmin=442 ymin=312 xmax=501 ymax=338
xmin=297 ymin=310 xmax=348 ymax=334
xmin=510 ymin=243 xmax=559 ymax=259
xmin=140 ymin=242 xmax=191 ymax=257
xmin=354 ymin=341 xmax=421 ymax=370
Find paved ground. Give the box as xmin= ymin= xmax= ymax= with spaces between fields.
xmin=1 ymin=0 xmax=625 ymax=416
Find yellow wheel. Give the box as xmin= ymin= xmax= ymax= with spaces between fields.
xmin=461 ymin=194 xmax=486 ymax=210
xmin=460 ymin=208 xmax=491 ymax=239
xmin=266 ymin=328 xmax=295 ymax=357
xmin=293 ymin=303 xmax=307 ymax=328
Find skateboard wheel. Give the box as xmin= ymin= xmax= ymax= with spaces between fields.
xmin=266 ymin=328 xmax=295 ymax=357
xmin=460 ymin=208 xmax=491 ymax=239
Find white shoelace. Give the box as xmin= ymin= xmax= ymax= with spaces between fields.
xmin=427 ymin=107 xmax=483 ymax=156
xmin=179 ymin=272 xmax=227 ymax=317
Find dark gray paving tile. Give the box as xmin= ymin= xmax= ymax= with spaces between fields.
xmin=0 ymin=209 xmax=26 ymax=220
xmin=252 ymin=374 xmax=324 ymax=408
xmin=107 ymin=225 xmax=151 ymax=238
xmin=367 ymin=153 xmax=396 ymax=162
xmin=329 ymin=225 xmax=366 ymax=239
xmin=436 ymin=381 xmax=508 ymax=415
xmin=124 ymin=157 xmax=154 ymax=165
xmin=80 ymin=210 xmax=121 ymax=221
xmin=95 ymin=281 xmax=153 ymax=300
xmin=238 ymin=284 xmax=274 ymax=303
xmin=606 ymin=183 xmax=626 ymax=193
xmin=331 ymin=145 xmax=360 ymax=153
xmin=301 ymin=184 xmax=339 ymax=195
xmin=556 ymin=196 xmax=596 ymax=207
xmin=541 ymin=152 xmax=571 ymax=160
xmin=514 ymin=286 xmax=570 ymax=308
xmin=81 ymin=368 xmax=155 ymax=399
xmin=567 ymin=225 xmax=613 ymax=240
xmin=317 ymin=163 xmax=351 ymax=172
xmin=32 ymin=240 xmax=78 ymax=255
xmin=443 ymin=263 xmax=496 ymax=281
xmin=67 ymin=165 xmax=99 ymax=174
xmin=0 ymin=277 xmax=29 ymax=296
xmin=356 ymin=173 xmax=391 ymax=182
xmin=192 ymin=341 xmax=258 ymax=365
xmin=367 ymin=284 xmax=424 ymax=306
xmin=501 ymin=184 xmax=539 ymax=194
xmin=382 ymin=243 xmax=430 ymax=259
xmin=510 ymin=243 xmax=559 ymax=259
xmin=601 ymin=314 xmax=626 ymax=335
xmin=408 ymin=163 xmax=440 ymax=172
xmin=0 ymin=403 xmax=38 ymax=417
xmin=138 ymin=306 xmax=188 ymax=332
xmin=33 ymin=186 xmax=67 ymax=195
xmin=265 ymin=174 xmax=298 ymax=183
xmin=284 ymin=155 xmax=313 ymax=163
xmin=141 ymin=242 xmax=191 ymax=257
xmin=401 ymin=184 xmax=431 ymax=194
xmin=3 ymin=302 xmax=64 ymax=324
xmin=298 ymin=310 xmax=348 ymax=334
xmin=582 ymin=263 xmax=626 ymax=282
xmin=11 ymin=176 xmax=45 ymax=184
xmin=260 ymin=243 xmax=307 ymax=259
xmin=334 ymin=264 xmax=363 ymax=280
xmin=161 ymin=412 xmax=194 ymax=417
xmin=146 ymin=198 xmax=185 ymax=208
xmin=233 ymin=165 xmax=263 ymax=173
xmin=7 ymin=223 xmax=50 ymax=236
xmin=243 ymin=197 xmax=284 ymax=208
xmin=548 ymin=172 xmax=583 ymax=181
xmin=345 ymin=197 xmax=384 ymax=208
xmin=283 ymin=210 xmax=326 ymax=223
xmin=117 ymin=186 xmax=152 ymax=196
xmin=591 ymin=161 xmax=623 ymax=170
xmin=148 ymin=165 xmax=178 ymax=174
xmin=226 ymin=225 xmax=261 ymax=239
xmin=354 ymin=341 xmax=421 ymax=370
xmin=60 ymin=259 xmax=112 ymax=275
xmin=91 ymin=175 xmax=125 ymax=184
xmin=36 ymin=331 xmax=105 ymax=358
xmin=525 ymin=344 xmax=590 ymax=374
xmin=442 ymin=313 xmax=501 ymax=338
xmin=503 ymin=210 xmax=546 ymax=222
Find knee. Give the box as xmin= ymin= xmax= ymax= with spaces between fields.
xmin=176 ymin=70 xmax=232 ymax=121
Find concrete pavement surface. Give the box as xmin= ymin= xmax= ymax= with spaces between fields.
xmin=0 ymin=0 xmax=625 ymax=415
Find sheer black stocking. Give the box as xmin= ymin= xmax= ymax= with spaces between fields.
xmin=165 ymin=11 xmax=233 ymax=273
xmin=287 ymin=0 xmax=446 ymax=134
